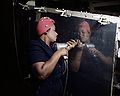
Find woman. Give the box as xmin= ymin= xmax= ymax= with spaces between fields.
xmin=29 ymin=17 xmax=77 ymax=96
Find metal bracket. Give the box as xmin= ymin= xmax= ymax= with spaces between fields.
xmin=35 ymin=7 xmax=47 ymax=12
xmin=55 ymin=8 xmax=72 ymax=17
xmin=18 ymin=3 xmax=30 ymax=10
xmin=98 ymin=15 xmax=110 ymax=25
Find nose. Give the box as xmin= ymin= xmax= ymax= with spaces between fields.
xmin=55 ymin=31 xmax=58 ymax=36
xmin=80 ymin=32 xmax=83 ymax=36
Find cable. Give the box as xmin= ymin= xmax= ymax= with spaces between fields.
xmin=63 ymin=59 xmax=69 ymax=96
xmin=12 ymin=0 xmax=23 ymax=81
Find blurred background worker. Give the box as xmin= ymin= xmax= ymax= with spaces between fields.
xmin=68 ymin=20 xmax=113 ymax=96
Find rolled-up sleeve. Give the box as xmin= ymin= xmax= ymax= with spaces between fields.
xmin=29 ymin=40 xmax=47 ymax=64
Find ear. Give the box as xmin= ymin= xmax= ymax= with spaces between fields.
xmin=44 ymin=33 xmax=47 ymax=35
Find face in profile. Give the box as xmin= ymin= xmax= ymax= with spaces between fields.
xmin=79 ymin=27 xmax=91 ymax=43
xmin=46 ymin=25 xmax=58 ymax=42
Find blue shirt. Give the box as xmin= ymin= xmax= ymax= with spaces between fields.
xmin=29 ymin=38 xmax=66 ymax=96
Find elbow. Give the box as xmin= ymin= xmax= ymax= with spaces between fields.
xmin=38 ymin=72 xmax=50 ymax=80
xmin=70 ymin=63 xmax=80 ymax=72
xmin=38 ymin=75 xmax=47 ymax=80
xmin=33 ymin=62 xmax=50 ymax=80
xmin=72 ymin=66 xmax=79 ymax=72
xmin=106 ymin=57 xmax=113 ymax=65
xmin=105 ymin=60 xmax=112 ymax=65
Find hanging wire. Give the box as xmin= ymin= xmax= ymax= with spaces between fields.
xmin=12 ymin=0 xmax=23 ymax=81
xmin=63 ymin=58 xmax=69 ymax=96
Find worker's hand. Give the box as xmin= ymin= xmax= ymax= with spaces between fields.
xmin=89 ymin=47 xmax=100 ymax=57
xmin=66 ymin=39 xmax=78 ymax=51
xmin=58 ymin=48 xmax=68 ymax=56
xmin=76 ymin=39 xmax=84 ymax=48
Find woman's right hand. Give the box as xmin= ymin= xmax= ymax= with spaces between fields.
xmin=76 ymin=39 xmax=84 ymax=48
xmin=66 ymin=39 xmax=78 ymax=51
xmin=58 ymin=48 xmax=68 ymax=56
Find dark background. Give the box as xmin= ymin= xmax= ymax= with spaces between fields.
xmin=7 ymin=0 xmax=120 ymax=96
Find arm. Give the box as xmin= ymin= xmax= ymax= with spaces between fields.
xmin=69 ymin=49 xmax=83 ymax=72
xmin=32 ymin=39 xmax=78 ymax=80
xmin=89 ymin=48 xmax=112 ymax=65
xmin=33 ymin=48 xmax=68 ymax=80
xmin=69 ymin=40 xmax=84 ymax=72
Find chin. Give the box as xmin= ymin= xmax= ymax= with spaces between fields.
xmin=52 ymin=39 xmax=56 ymax=42
xmin=82 ymin=39 xmax=88 ymax=43
xmin=54 ymin=38 xmax=57 ymax=41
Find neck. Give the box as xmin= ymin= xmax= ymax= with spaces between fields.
xmin=86 ymin=40 xmax=90 ymax=44
xmin=40 ymin=35 xmax=50 ymax=46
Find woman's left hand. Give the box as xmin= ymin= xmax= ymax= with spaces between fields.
xmin=66 ymin=39 xmax=78 ymax=51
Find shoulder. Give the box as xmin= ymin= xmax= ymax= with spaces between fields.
xmin=29 ymin=39 xmax=42 ymax=51
xmin=29 ymin=39 xmax=42 ymax=48
xmin=30 ymin=39 xmax=40 ymax=45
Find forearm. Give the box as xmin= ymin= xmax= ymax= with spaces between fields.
xmin=96 ymin=51 xmax=112 ymax=64
xmin=69 ymin=50 xmax=83 ymax=72
xmin=40 ymin=51 xmax=62 ymax=78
